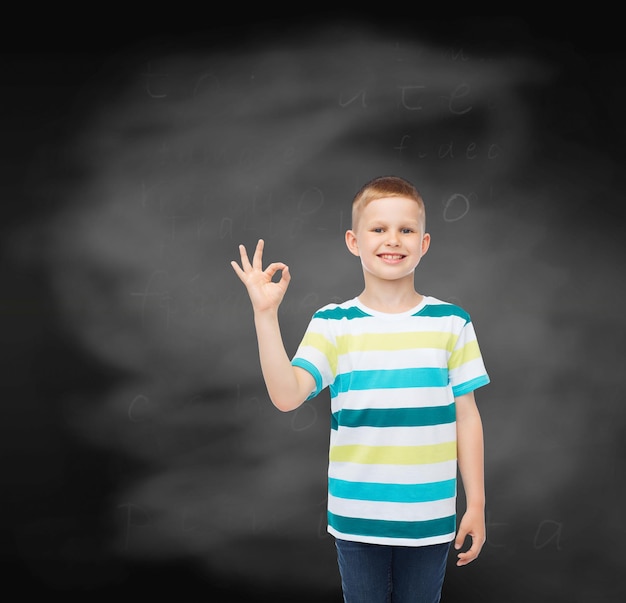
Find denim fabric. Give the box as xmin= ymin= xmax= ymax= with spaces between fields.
xmin=335 ymin=539 xmax=451 ymax=603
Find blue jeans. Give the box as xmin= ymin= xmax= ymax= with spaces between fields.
xmin=335 ymin=538 xmax=451 ymax=603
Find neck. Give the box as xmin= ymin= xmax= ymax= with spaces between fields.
xmin=358 ymin=277 xmax=423 ymax=313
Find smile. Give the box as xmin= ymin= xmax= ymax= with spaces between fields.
xmin=378 ymin=254 xmax=405 ymax=261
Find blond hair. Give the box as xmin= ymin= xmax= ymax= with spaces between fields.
xmin=351 ymin=175 xmax=426 ymax=230
xmin=352 ymin=176 xmax=426 ymax=232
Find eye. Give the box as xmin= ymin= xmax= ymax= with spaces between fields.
xmin=401 ymin=228 xmax=414 ymax=234
xmin=372 ymin=227 xmax=384 ymax=233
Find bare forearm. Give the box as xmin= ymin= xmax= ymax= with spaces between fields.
xmin=456 ymin=398 xmax=485 ymax=509
xmin=254 ymin=310 xmax=311 ymax=412
xmin=453 ymin=392 xmax=487 ymax=565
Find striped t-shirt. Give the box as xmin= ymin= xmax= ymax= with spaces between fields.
xmin=291 ymin=295 xmax=490 ymax=547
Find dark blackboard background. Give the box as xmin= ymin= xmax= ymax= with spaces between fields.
xmin=2 ymin=12 xmax=625 ymax=602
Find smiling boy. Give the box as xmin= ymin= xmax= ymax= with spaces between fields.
xmin=231 ymin=175 xmax=490 ymax=602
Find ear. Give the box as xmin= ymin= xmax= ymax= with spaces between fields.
xmin=345 ymin=229 xmax=360 ymax=257
xmin=421 ymin=232 xmax=431 ymax=256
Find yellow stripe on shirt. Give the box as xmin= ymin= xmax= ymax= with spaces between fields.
xmin=448 ymin=340 xmax=482 ymax=369
xmin=336 ymin=332 xmax=456 ymax=354
xmin=329 ymin=441 xmax=457 ymax=465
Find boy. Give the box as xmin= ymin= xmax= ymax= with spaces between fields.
xmin=231 ymin=175 xmax=489 ymax=602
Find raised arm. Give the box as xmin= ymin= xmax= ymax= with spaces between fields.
xmin=231 ymin=239 xmax=315 ymax=411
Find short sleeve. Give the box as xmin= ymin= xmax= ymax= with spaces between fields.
xmin=291 ymin=308 xmax=338 ymax=400
xmin=448 ymin=318 xmax=490 ymax=397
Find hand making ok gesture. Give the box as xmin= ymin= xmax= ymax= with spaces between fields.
xmin=230 ymin=239 xmax=291 ymax=313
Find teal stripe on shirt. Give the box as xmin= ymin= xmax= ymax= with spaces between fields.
xmin=328 ymin=511 xmax=456 ymax=540
xmin=414 ymin=304 xmax=470 ymax=323
xmin=313 ymin=306 xmax=371 ymax=320
xmin=291 ymin=357 xmax=323 ymax=399
xmin=329 ymin=477 xmax=456 ymax=503
xmin=332 ymin=404 xmax=455 ymax=429
xmin=452 ymin=374 xmax=491 ymax=397
xmin=331 ymin=368 xmax=448 ymax=396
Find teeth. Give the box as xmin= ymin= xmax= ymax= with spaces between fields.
xmin=380 ymin=254 xmax=402 ymax=259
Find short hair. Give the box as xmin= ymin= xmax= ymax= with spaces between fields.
xmin=351 ymin=175 xmax=426 ymax=230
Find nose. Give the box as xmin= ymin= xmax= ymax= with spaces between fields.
xmin=385 ymin=231 xmax=400 ymax=246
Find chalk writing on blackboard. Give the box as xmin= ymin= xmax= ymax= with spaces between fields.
xmin=291 ymin=402 xmax=318 ymax=432
xmin=442 ymin=193 xmax=470 ymax=222
xmin=533 ymin=519 xmax=563 ymax=551
xmin=130 ymin=270 xmax=174 ymax=328
xmin=394 ymin=135 xmax=412 ymax=158
xmin=339 ymin=90 xmax=367 ymax=108
xmin=118 ymin=502 xmax=151 ymax=549
xmin=445 ymin=83 xmax=472 ymax=115
xmin=398 ymin=85 xmax=426 ymax=110
xmin=485 ymin=511 xmax=508 ymax=549
xmin=339 ymin=83 xmax=478 ymax=113
xmin=142 ymin=62 xmax=168 ymax=99
xmin=128 ymin=394 xmax=150 ymax=422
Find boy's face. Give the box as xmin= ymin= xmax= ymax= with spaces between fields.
xmin=345 ymin=196 xmax=430 ymax=283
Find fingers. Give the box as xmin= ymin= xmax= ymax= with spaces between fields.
xmin=232 ymin=239 xmax=264 ymax=271
xmin=252 ymin=238 xmax=264 ymax=270
xmin=230 ymin=259 xmax=243 ymax=277
xmin=231 ymin=240 xmax=290 ymax=286
xmin=455 ymin=542 xmax=481 ymax=566
xmin=454 ymin=530 xmax=484 ymax=566
xmin=230 ymin=245 xmax=249 ymax=282
xmin=454 ymin=525 xmax=467 ymax=552
xmin=230 ymin=241 xmax=259 ymax=279
xmin=280 ymin=264 xmax=291 ymax=287
xmin=239 ymin=242 xmax=253 ymax=271
xmin=265 ymin=263 xmax=290 ymax=287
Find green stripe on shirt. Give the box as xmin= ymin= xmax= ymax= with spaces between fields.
xmin=413 ymin=304 xmax=470 ymax=322
xmin=332 ymin=404 xmax=455 ymax=428
xmin=328 ymin=511 xmax=456 ymax=540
